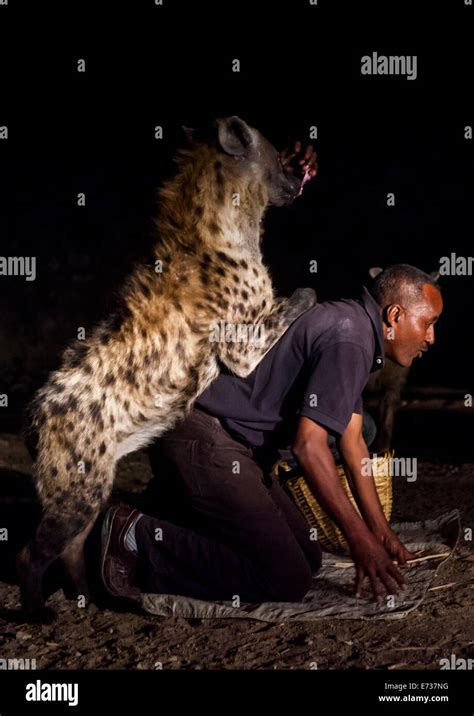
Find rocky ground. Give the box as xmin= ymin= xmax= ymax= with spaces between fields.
xmin=0 ymin=427 xmax=473 ymax=671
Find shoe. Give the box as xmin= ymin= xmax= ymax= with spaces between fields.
xmin=101 ymin=504 xmax=142 ymax=601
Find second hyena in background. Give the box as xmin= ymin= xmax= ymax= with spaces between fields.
xmin=18 ymin=116 xmax=316 ymax=616
xmin=365 ymin=355 xmax=410 ymax=452
xmin=365 ymin=266 xmax=439 ymax=452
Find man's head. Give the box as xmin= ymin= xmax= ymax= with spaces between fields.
xmin=369 ymin=264 xmax=443 ymax=367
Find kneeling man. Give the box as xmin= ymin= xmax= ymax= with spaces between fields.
xmin=101 ymin=264 xmax=443 ymax=604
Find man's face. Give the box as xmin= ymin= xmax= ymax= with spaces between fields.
xmin=383 ymin=283 xmax=443 ymax=367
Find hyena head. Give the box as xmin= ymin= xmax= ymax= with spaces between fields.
xmin=184 ymin=116 xmax=302 ymax=207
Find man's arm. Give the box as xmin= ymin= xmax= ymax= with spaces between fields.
xmin=291 ymin=416 xmax=406 ymax=601
xmin=279 ymin=140 xmax=318 ymax=193
xmin=338 ymin=413 xmax=414 ymax=564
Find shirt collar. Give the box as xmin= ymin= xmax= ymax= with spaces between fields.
xmin=357 ymin=286 xmax=385 ymax=372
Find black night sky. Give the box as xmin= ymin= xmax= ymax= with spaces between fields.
xmin=0 ymin=1 xmax=473 ymax=423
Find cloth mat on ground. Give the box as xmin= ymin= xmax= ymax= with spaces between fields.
xmin=140 ymin=510 xmax=460 ymax=622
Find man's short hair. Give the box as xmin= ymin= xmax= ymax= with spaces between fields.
xmin=369 ymin=264 xmax=441 ymax=308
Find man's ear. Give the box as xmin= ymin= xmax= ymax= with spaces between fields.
xmin=216 ymin=116 xmax=254 ymax=156
xmin=385 ymin=303 xmax=403 ymax=326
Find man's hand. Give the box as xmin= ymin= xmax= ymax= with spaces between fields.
xmin=373 ymin=525 xmax=415 ymax=565
xmin=351 ymin=531 xmax=407 ymax=602
xmin=279 ymin=141 xmax=318 ymax=194
xmin=338 ymin=413 xmax=414 ymax=569
xmin=292 ymin=417 xmax=408 ymax=602
xmin=293 ymin=416 xmax=413 ymax=602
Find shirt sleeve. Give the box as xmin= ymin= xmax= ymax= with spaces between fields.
xmin=353 ymin=394 xmax=363 ymax=415
xmin=297 ymin=341 xmax=371 ymax=436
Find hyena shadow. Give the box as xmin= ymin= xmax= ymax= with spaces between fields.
xmin=0 ymin=468 xmax=40 ymax=584
xmin=0 ymin=467 xmax=143 ymax=621
xmin=0 ymin=468 xmax=61 ymax=622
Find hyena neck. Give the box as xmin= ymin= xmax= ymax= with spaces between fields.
xmin=154 ymin=146 xmax=267 ymax=259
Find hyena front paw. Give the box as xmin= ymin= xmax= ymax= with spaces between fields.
xmin=285 ymin=287 xmax=317 ymax=320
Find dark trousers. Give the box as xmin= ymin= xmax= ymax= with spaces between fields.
xmin=135 ymin=408 xmax=323 ymax=603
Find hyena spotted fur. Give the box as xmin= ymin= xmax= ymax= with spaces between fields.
xmin=17 ymin=116 xmax=316 ymax=616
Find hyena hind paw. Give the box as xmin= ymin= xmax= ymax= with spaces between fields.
xmin=20 ymin=605 xmax=57 ymax=625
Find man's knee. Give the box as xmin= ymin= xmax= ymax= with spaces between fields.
xmin=264 ymin=551 xmax=314 ymax=602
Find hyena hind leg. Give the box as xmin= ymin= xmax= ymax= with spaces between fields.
xmin=61 ymin=516 xmax=99 ymax=602
xmin=17 ymin=500 xmax=101 ymax=616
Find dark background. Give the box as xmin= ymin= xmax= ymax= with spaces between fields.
xmin=0 ymin=1 xmax=473 ymax=426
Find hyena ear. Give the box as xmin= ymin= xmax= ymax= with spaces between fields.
xmin=369 ymin=266 xmax=383 ymax=279
xmin=430 ymin=270 xmax=440 ymax=281
xmin=216 ymin=116 xmax=254 ymax=157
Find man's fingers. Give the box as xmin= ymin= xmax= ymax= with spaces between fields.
xmin=402 ymin=546 xmax=416 ymax=563
xmin=280 ymin=142 xmax=318 ymax=187
xmin=387 ymin=561 xmax=407 ymax=589
xmin=368 ymin=570 xmax=385 ymax=602
xmin=396 ymin=549 xmax=407 ymax=566
xmin=303 ymin=144 xmax=314 ymax=162
xmin=354 ymin=567 xmax=364 ymax=598
xmin=385 ymin=541 xmax=408 ymax=577
xmin=281 ymin=151 xmax=297 ymax=169
xmin=385 ymin=538 xmax=402 ymax=561
xmin=308 ymin=158 xmax=318 ymax=177
xmin=378 ymin=567 xmax=403 ymax=597
xmin=386 ymin=539 xmax=409 ymax=565
xmin=301 ymin=150 xmax=318 ymax=177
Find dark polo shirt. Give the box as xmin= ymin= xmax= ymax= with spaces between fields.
xmin=195 ymin=286 xmax=385 ymax=450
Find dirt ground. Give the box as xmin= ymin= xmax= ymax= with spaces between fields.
xmin=0 ymin=428 xmax=473 ymax=671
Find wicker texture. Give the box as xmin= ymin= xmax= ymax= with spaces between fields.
xmin=274 ymin=452 xmax=393 ymax=553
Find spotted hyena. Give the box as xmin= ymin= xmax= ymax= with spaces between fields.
xmin=17 ymin=116 xmax=316 ymax=616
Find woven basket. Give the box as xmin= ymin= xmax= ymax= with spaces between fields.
xmin=274 ymin=452 xmax=393 ymax=554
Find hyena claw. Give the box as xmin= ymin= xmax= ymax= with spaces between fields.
xmin=284 ymin=287 xmax=317 ymax=322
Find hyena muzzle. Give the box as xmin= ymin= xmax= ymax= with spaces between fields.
xmin=17 ymin=116 xmax=316 ymax=617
